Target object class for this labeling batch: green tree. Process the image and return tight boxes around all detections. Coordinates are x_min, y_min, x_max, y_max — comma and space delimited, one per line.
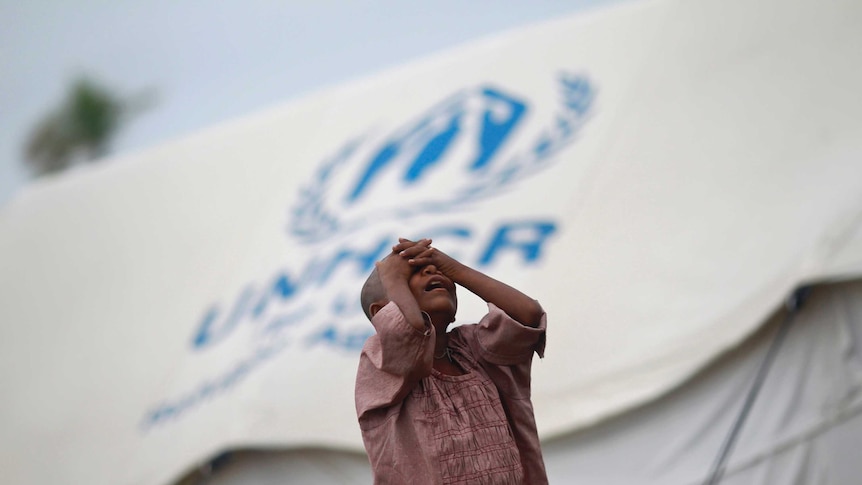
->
23, 76, 154, 176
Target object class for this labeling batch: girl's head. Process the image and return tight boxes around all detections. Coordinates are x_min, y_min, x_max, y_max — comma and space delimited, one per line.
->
360, 267, 386, 321
360, 265, 457, 324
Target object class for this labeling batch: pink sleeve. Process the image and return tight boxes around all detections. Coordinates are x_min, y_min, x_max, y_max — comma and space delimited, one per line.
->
355, 302, 435, 419
476, 302, 546, 365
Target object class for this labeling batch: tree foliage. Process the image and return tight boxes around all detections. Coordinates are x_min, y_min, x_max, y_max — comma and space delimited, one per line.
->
23, 76, 154, 176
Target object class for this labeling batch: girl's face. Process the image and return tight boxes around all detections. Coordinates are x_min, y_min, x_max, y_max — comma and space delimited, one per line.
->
408, 264, 457, 322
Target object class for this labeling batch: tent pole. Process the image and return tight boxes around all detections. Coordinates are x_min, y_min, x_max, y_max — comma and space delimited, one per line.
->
702, 286, 810, 485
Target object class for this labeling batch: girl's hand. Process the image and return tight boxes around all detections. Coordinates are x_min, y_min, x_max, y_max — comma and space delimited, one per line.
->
402, 240, 464, 280
378, 238, 431, 281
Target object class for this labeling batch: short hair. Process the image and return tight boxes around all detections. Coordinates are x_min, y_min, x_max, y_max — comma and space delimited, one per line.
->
360, 267, 387, 320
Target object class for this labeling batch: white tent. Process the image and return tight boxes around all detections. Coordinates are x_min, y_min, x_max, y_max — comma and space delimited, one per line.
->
181, 281, 862, 484
1, 0, 861, 483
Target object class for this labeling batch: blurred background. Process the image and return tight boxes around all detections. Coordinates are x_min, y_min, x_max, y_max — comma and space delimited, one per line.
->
0, 0, 617, 206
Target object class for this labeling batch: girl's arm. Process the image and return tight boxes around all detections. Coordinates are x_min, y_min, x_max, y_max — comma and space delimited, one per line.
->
404, 239, 544, 327
375, 238, 433, 331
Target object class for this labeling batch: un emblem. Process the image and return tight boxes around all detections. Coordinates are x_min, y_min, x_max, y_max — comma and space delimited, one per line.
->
289, 73, 594, 244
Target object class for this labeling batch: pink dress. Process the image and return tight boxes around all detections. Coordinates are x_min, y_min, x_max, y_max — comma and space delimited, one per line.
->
355, 301, 548, 485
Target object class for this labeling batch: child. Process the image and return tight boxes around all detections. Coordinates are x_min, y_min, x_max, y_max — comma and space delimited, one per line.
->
355, 237, 548, 485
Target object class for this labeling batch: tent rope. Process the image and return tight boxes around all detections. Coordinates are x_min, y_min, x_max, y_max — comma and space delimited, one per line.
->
702, 286, 811, 485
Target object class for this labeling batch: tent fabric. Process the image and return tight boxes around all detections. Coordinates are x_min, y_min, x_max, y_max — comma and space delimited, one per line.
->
542, 280, 862, 484
1, 0, 861, 483
191, 280, 862, 484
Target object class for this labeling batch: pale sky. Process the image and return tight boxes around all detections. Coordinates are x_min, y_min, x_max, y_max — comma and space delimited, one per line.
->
0, 0, 622, 208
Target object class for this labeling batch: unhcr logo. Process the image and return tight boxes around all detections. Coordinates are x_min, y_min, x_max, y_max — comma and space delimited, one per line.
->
141, 73, 595, 429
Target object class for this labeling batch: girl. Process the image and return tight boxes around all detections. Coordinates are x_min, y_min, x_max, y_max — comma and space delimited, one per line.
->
355, 238, 548, 485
